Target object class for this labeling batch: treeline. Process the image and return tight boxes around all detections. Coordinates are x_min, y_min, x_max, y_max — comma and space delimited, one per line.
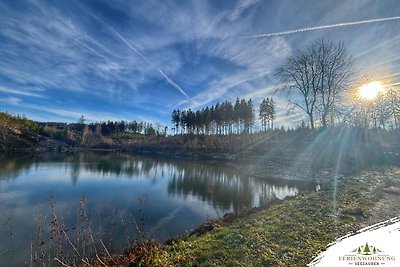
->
0, 111, 168, 143
343, 87, 400, 129
295, 86, 400, 129
35, 117, 168, 145
276, 39, 400, 130
83, 119, 167, 137
171, 97, 276, 135
0, 112, 38, 131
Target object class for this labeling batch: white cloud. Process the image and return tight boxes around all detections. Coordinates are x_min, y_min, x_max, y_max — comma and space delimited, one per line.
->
1, 0, 398, 126
0, 0, 150, 99
0, 86, 45, 98
0, 96, 22, 105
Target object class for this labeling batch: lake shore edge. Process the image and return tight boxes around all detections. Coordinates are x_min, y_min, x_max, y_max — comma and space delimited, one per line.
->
83, 166, 400, 266
3, 125, 400, 266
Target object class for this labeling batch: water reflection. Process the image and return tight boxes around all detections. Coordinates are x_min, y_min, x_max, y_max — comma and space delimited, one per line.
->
0, 152, 313, 211
167, 162, 307, 212
0, 153, 35, 181
0, 152, 314, 266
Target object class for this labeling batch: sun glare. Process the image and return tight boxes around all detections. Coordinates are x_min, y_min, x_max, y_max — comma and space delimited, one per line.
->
358, 81, 384, 100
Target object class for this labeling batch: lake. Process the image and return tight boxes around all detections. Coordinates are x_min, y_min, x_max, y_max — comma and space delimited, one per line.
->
0, 152, 314, 266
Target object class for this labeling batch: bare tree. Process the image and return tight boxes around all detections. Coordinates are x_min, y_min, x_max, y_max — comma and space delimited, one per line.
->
276, 50, 318, 129
314, 40, 352, 127
387, 87, 400, 128
276, 39, 352, 129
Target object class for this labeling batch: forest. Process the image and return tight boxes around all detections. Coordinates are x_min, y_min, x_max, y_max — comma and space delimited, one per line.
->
171, 97, 276, 135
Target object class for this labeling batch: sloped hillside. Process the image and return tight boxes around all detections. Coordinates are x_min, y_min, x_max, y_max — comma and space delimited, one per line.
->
0, 112, 40, 152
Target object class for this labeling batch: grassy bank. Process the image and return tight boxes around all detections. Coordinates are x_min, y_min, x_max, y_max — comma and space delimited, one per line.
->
90, 167, 398, 267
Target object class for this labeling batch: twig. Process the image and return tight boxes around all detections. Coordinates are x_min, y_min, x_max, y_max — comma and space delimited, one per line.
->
0, 249, 7, 256
81, 257, 92, 266
129, 212, 142, 237
62, 228, 81, 257
100, 239, 117, 265
118, 208, 130, 244
54, 257, 72, 267
95, 253, 108, 267
30, 240, 33, 267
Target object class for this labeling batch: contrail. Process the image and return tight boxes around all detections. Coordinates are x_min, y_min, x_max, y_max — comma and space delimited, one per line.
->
243, 16, 400, 38
159, 70, 189, 98
109, 28, 151, 65
109, 29, 189, 98
111, 30, 190, 98
74, 2, 189, 98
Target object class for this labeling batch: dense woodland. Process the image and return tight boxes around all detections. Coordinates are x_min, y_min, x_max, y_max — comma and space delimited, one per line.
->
171, 97, 277, 135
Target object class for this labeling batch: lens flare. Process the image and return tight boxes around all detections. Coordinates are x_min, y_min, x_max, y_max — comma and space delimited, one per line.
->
358, 81, 384, 100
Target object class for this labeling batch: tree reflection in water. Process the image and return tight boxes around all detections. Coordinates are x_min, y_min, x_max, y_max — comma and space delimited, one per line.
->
1, 152, 313, 212
0, 151, 316, 266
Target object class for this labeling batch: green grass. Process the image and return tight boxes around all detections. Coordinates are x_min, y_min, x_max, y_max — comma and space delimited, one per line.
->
87, 167, 398, 267
158, 169, 394, 267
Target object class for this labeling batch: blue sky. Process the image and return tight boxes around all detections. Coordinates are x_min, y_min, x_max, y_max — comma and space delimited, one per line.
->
0, 0, 399, 128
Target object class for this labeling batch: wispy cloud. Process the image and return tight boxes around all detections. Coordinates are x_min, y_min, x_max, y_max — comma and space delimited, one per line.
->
0, 86, 45, 98
0, 0, 399, 127
176, 71, 269, 110
110, 28, 190, 98
0, 96, 22, 105
0, 0, 151, 100
74, 2, 189, 98
176, 36, 292, 110
5, 100, 127, 122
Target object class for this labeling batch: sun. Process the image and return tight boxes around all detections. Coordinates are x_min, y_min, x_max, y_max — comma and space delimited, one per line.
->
358, 81, 384, 100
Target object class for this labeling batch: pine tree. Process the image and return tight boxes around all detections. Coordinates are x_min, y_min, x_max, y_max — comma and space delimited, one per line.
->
259, 98, 276, 131
234, 97, 241, 134
77, 115, 85, 132
171, 109, 181, 134
245, 99, 255, 133
180, 110, 187, 134
363, 243, 371, 255
268, 98, 276, 129
173, 97, 259, 135
259, 99, 268, 131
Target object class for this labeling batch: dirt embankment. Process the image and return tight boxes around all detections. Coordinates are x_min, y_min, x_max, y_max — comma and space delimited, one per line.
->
0, 126, 39, 152
0, 126, 74, 153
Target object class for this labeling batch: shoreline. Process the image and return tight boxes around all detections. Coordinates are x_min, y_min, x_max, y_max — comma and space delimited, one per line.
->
2, 142, 400, 265
85, 166, 400, 266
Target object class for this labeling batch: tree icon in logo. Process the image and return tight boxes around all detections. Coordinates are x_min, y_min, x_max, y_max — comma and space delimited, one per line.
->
352, 242, 383, 255
363, 243, 371, 255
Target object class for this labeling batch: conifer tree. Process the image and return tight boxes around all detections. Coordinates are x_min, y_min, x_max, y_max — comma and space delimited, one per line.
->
363, 243, 371, 255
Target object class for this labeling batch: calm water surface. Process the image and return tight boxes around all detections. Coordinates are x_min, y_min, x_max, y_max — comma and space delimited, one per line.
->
0, 152, 314, 266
